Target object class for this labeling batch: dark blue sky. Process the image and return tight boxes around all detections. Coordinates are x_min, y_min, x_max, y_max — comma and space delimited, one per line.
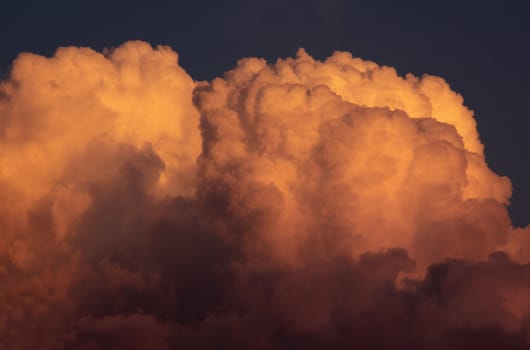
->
1, 0, 529, 226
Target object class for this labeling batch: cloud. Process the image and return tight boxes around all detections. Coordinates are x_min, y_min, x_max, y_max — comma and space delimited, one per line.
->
0, 41, 528, 349
193, 49, 512, 269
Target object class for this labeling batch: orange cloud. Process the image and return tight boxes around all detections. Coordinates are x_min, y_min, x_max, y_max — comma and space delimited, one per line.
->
0, 41, 528, 349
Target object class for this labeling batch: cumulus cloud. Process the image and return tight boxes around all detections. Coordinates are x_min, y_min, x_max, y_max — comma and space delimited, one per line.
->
0, 41, 528, 349
193, 49, 513, 269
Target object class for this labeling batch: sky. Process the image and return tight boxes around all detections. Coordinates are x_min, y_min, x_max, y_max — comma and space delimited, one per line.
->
1, 1, 530, 349
1, 0, 528, 226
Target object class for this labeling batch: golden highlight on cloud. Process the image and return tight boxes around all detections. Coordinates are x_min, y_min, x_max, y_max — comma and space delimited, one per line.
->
0, 41, 529, 349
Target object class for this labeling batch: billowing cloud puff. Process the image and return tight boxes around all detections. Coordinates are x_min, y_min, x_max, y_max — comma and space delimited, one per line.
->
0, 41, 200, 241
0, 41, 528, 349
193, 49, 512, 269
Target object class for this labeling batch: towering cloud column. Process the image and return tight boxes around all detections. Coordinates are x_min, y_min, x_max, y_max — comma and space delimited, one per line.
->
193, 48, 513, 269
0, 42, 528, 349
